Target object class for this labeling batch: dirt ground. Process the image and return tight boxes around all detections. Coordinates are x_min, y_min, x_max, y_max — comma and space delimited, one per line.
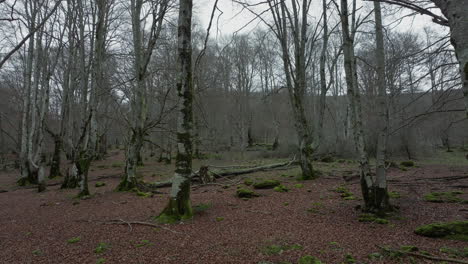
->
0, 150, 467, 264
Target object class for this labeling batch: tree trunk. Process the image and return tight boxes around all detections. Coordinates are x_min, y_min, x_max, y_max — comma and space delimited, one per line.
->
340, 0, 373, 209
158, 0, 194, 222
49, 134, 62, 178
372, 1, 391, 212
432, 0, 468, 117
317, 0, 329, 150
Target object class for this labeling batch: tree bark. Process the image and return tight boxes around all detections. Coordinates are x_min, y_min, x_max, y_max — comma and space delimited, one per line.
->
372, 1, 391, 212
339, 0, 373, 210
158, 0, 194, 221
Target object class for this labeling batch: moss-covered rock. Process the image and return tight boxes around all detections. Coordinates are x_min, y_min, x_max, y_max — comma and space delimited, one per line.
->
414, 221, 468, 241
423, 191, 463, 203
253, 180, 280, 189
236, 188, 259, 198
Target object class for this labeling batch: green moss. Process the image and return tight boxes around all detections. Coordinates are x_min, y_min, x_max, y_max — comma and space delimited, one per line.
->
358, 213, 389, 224
253, 180, 280, 189
96, 258, 106, 264
400, 160, 414, 167
95, 182, 106, 188
94, 242, 110, 254
97, 165, 109, 169
367, 252, 383, 260
389, 191, 401, 198
67, 237, 81, 244
344, 253, 356, 263
273, 185, 289, 192
135, 239, 153, 248
423, 191, 463, 203
193, 203, 212, 214
439, 247, 468, 258
334, 185, 355, 200
32, 249, 42, 256
298, 255, 323, 264
136, 191, 153, 198
414, 221, 468, 241
155, 213, 179, 224
215, 217, 224, 222
244, 178, 254, 186
400, 245, 419, 252
236, 188, 259, 198
294, 184, 304, 188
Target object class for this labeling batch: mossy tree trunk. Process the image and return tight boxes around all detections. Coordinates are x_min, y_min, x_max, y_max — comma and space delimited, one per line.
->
158, 0, 194, 222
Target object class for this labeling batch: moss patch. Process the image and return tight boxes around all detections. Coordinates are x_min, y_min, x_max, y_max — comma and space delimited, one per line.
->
298, 255, 323, 264
94, 242, 110, 254
334, 185, 355, 200
236, 188, 259, 198
244, 178, 254, 186
358, 213, 389, 224
414, 221, 468, 241
273, 184, 289, 192
423, 191, 464, 203
67, 237, 81, 244
253, 180, 280, 189
193, 203, 212, 214
388, 191, 401, 198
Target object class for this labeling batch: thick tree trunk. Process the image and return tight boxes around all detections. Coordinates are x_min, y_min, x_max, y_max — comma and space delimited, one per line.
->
432, 0, 468, 117
158, 0, 194, 222
118, 131, 142, 191
61, 163, 79, 189
49, 135, 62, 178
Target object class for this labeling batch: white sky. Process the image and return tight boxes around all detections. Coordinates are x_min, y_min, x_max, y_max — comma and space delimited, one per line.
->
195, 0, 445, 37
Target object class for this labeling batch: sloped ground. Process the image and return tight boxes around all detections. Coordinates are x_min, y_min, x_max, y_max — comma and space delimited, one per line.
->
0, 150, 467, 264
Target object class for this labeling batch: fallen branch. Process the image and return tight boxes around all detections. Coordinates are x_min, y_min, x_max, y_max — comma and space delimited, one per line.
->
77, 218, 181, 234
377, 245, 468, 264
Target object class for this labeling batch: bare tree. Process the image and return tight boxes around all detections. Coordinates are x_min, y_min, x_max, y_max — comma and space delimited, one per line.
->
117, 0, 169, 191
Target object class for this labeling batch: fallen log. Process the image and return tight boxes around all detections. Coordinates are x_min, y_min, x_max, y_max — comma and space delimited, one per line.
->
148, 159, 298, 189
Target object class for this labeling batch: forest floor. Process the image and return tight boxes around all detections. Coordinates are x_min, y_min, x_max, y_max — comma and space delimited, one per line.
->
0, 149, 467, 264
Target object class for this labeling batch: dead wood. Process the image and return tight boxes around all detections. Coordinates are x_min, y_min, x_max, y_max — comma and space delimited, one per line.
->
148, 159, 298, 189
377, 245, 468, 264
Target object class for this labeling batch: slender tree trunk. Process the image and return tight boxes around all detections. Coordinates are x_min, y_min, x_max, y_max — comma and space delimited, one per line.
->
340, 0, 373, 209
373, 1, 391, 212
317, 0, 329, 149
158, 0, 194, 222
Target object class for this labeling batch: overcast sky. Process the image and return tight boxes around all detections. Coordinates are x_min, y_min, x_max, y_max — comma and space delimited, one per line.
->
195, 0, 445, 38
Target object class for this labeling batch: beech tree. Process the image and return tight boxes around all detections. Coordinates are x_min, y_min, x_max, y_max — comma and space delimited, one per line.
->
158, 0, 194, 221
117, 0, 170, 191
265, 0, 316, 180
